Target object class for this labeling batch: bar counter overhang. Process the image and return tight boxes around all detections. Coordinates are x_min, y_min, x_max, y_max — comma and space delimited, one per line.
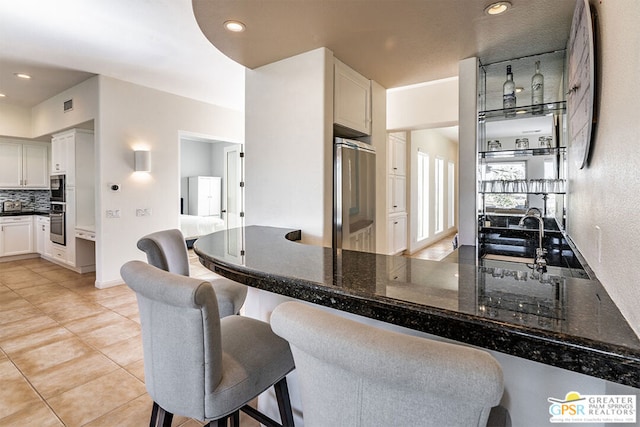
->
194, 226, 640, 388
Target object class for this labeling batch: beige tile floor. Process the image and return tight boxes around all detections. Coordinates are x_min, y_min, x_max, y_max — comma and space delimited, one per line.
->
407, 232, 457, 261
0, 256, 258, 427
0, 238, 454, 426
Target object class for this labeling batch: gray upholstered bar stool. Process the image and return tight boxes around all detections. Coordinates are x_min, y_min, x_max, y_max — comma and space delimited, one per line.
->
271, 301, 509, 427
121, 261, 295, 427
137, 228, 247, 317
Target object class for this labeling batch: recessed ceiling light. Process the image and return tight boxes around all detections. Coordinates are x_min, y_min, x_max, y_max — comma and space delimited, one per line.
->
224, 20, 245, 33
15, 73, 32, 79
484, 1, 511, 15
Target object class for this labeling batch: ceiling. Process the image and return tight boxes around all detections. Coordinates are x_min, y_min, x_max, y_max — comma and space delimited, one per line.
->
0, 1, 574, 115
192, 0, 575, 89
0, 0, 245, 110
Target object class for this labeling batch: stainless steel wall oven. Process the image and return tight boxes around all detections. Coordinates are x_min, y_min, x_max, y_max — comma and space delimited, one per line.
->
50, 203, 66, 245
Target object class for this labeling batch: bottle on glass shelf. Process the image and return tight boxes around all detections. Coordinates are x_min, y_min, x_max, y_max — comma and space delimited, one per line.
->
531, 61, 544, 114
503, 65, 516, 117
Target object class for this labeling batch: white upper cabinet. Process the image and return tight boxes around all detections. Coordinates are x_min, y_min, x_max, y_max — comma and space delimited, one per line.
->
51, 128, 94, 187
388, 133, 407, 176
0, 141, 49, 189
22, 144, 49, 188
51, 132, 72, 174
0, 142, 22, 187
334, 59, 371, 136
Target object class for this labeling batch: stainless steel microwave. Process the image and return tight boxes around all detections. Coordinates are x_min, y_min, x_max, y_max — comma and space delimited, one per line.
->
50, 174, 65, 202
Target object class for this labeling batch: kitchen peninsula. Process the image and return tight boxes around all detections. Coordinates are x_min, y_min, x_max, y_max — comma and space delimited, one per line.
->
194, 226, 640, 389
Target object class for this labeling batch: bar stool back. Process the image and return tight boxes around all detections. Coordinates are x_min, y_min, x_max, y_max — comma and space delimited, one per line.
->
121, 261, 295, 427
137, 228, 247, 317
271, 301, 509, 427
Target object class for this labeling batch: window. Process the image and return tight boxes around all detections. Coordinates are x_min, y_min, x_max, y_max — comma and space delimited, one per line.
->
482, 161, 527, 211
435, 157, 444, 233
448, 161, 455, 228
417, 151, 429, 240
544, 158, 556, 216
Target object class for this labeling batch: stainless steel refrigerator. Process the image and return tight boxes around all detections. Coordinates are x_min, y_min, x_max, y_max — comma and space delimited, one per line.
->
333, 137, 376, 252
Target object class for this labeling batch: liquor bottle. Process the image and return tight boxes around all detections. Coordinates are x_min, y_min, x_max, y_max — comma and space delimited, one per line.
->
503, 65, 516, 117
531, 61, 544, 114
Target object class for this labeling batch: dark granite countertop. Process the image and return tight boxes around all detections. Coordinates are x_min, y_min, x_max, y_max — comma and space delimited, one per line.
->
0, 211, 50, 217
194, 226, 640, 388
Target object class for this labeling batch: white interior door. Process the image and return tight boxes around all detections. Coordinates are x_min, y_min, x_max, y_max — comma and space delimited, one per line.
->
223, 145, 244, 230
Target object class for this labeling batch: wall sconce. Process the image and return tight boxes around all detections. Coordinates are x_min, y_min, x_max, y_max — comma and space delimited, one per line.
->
134, 150, 151, 172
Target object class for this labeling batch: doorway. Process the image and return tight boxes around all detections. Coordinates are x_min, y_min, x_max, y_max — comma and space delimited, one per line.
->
179, 133, 244, 242
407, 126, 459, 255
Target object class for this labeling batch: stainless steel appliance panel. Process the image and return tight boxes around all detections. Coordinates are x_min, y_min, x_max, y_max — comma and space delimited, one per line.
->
334, 138, 376, 252
50, 203, 66, 245
50, 174, 66, 203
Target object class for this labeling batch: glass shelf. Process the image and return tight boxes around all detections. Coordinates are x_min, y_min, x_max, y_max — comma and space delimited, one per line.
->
479, 179, 566, 193
479, 146, 566, 159
479, 191, 566, 195
479, 101, 566, 123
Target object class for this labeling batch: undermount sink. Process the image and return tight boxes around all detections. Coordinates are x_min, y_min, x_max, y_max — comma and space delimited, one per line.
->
482, 254, 535, 264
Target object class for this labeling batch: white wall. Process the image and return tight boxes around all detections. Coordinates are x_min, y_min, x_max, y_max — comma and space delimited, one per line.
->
371, 81, 389, 254
32, 77, 99, 138
0, 104, 31, 138
387, 77, 458, 131
567, 0, 640, 335
408, 129, 458, 253
244, 48, 333, 246
95, 76, 243, 286
458, 57, 479, 246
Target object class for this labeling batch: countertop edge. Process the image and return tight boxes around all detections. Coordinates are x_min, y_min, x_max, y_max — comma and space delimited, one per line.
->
195, 227, 640, 388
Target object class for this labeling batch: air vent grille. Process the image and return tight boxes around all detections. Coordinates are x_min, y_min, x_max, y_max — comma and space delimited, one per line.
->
63, 99, 73, 112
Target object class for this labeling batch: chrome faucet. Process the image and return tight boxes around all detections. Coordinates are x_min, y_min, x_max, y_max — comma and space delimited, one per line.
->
519, 208, 547, 272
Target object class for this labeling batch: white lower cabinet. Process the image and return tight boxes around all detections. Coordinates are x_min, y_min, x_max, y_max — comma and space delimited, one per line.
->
388, 214, 408, 255
0, 216, 33, 256
50, 244, 67, 264
36, 216, 52, 257
388, 175, 407, 213
348, 223, 374, 253
387, 256, 407, 282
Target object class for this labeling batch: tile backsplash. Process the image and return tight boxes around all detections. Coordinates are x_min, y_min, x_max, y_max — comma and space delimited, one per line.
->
0, 190, 50, 212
